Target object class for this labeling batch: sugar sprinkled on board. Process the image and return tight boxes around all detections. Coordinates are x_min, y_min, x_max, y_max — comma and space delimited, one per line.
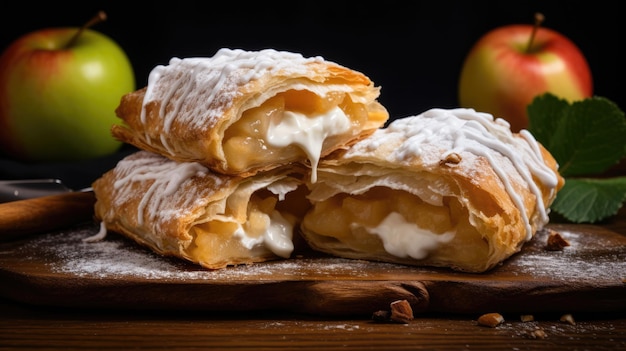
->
4, 222, 625, 282
15, 224, 182, 279
504, 227, 626, 281
8, 223, 394, 280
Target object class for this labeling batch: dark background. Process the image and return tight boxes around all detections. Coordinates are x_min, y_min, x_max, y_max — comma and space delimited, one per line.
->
0, 1, 624, 189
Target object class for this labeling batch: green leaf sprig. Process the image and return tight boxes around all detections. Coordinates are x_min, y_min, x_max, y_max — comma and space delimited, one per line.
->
527, 93, 626, 223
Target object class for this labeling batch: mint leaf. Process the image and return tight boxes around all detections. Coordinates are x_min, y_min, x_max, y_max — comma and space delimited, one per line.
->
527, 93, 626, 223
551, 177, 626, 223
528, 94, 626, 177
526, 93, 569, 148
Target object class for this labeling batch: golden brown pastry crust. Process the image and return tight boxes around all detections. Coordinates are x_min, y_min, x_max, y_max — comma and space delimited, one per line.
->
93, 150, 311, 269
112, 49, 389, 178
300, 108, 565, 273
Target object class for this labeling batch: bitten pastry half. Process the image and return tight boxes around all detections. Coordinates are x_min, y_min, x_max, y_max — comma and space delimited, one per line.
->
112, 48, 389, 180
92, 150, 311, 269
300, 108, 565, 273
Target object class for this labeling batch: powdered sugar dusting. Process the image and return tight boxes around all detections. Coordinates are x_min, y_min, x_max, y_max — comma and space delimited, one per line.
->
503, 227, 626, 281
141, 48, 325, 133
2, 222, 624, 283
14, 225, 183, 279
6, 222, 397, 280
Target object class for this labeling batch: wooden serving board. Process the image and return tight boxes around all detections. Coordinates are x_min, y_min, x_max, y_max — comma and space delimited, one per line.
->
0, 221, 624, 316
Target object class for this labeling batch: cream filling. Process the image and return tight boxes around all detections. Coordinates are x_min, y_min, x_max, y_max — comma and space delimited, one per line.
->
265, 106, 351, 183
232, 210, 294, 258
219, 178, 300, 258
363, 212, 455, 259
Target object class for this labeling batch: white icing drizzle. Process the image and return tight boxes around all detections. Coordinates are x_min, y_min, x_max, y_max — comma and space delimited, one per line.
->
364, 212, 455, 259
139, 48, 325, 138
82, 221, 108, 243
112, 154, 210, 226
345, 108, 560, 242
266, 106, 351, 183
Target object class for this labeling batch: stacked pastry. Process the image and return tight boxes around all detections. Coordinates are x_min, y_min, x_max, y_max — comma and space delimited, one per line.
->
92, 48, 390, 269
92, 48, 564, 273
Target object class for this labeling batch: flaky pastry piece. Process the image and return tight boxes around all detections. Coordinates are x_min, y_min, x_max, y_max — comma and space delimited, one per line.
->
92, 150, 311, 269
112, 48, 389, 181
300, 108, 565, 273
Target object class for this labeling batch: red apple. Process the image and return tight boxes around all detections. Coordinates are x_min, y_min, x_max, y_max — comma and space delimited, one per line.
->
458, 13, 593, 132
0, 11, 135, 162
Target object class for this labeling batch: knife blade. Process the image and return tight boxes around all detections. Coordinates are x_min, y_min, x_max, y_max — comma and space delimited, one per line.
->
0, 179, 73, 203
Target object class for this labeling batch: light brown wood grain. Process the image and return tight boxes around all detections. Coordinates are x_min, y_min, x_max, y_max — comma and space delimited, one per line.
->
0, 191, 95, 240
1, 296, 624, 350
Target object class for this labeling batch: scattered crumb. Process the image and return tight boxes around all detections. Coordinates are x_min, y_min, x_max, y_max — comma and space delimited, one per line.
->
520, 314, 534, 322
372, 299, 414, 324
477, 313, 504, 328
545, 229, 570, 251
390, 300, 414, 324
439, 152, 462, 166
560, 313, 576, 325
526, 328, 548, 339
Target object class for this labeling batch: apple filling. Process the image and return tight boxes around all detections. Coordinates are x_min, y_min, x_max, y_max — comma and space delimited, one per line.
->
186, 183, 310, 265
302, 187, 489, 263
222, 89, 369, 175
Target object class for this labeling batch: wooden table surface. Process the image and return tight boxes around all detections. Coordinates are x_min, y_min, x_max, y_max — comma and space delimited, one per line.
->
1, 209, 625, 350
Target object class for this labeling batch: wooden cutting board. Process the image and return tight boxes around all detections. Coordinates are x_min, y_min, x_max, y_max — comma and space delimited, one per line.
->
0, 221, 624, 316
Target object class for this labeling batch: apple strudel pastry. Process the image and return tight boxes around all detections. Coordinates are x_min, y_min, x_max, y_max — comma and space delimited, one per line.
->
112, 48, 389, 181
299, 108, 564, 273
92, 150, 311, 269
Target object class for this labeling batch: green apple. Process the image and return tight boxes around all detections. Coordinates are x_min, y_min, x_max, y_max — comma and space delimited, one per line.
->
0, 11, 135, 162
458, 13, 592, 132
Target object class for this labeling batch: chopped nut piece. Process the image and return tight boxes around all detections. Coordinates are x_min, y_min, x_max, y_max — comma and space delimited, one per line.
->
371, 300, 414, 324
390, 299, 414, 324
545, 229, 570, 251
439, 152, 462, 166
477, 313, 504, 327
560, 313, 576, 325
527, 328, 548, 339
520, 314, 534, 322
